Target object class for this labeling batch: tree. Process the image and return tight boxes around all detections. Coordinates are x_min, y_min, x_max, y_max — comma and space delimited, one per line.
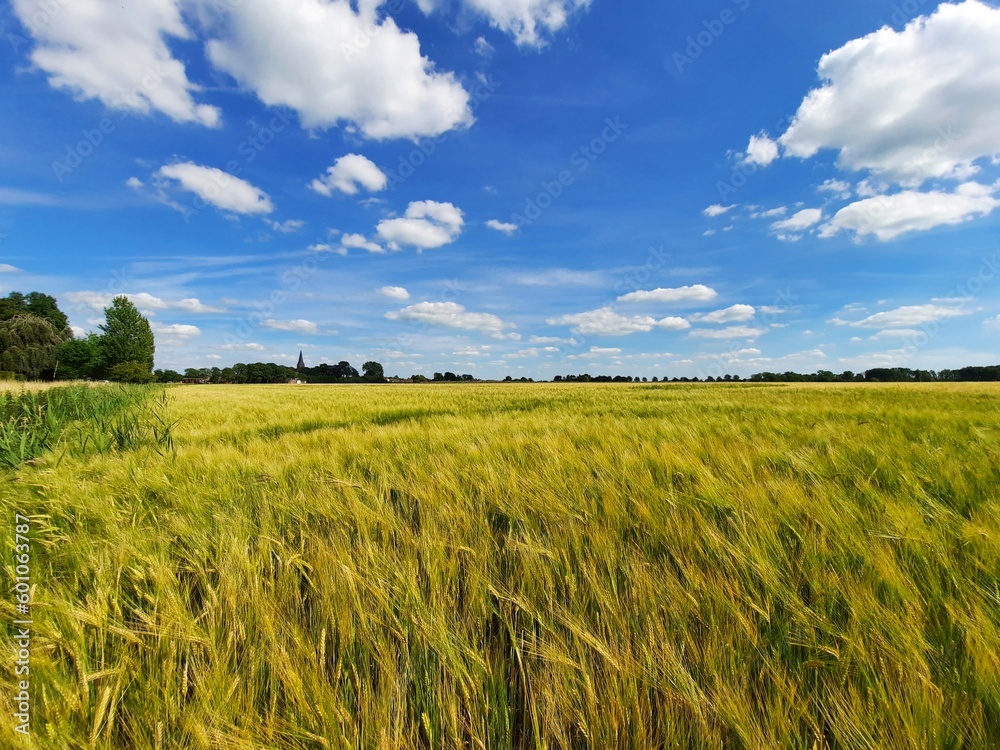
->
362, 361, 385, 382
0, 315, 64, 379
109, 362, 155, 384
55, 335, 105, 380
154, 369, 184, 383
0, 292, 71, 337
99, 296, 155, 372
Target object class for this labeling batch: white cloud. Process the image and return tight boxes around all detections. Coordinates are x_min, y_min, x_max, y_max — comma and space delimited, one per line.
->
218, 342, 266, 352
844, 304, 971, 329
126, 177, 144, 190
151, 322, 200, 345
818, 179, 852, 197
474, 36, 494, 56
617, 285, 718, 304
869, 329, 924, 340
690, 304, 756, 324
377, 200, 464, 250
341, 233, 385, 254
386, 301, 510, 334
689, 326, 767, 340
419, 0, 592, 47
703, 204, 736, 217
262, 319, 320, 334
547, 308, 690, 336
771, 208, 823, 232
65, 291, 224, 314
984, 315, 1000, 331
11, 0, 220, 126
378, 286, 410, 301
819, 184, 1000, 241
742, 133, 780, 166
0, 264, 22, 273
205, 0, 473, 139
777, 0, 1000, 184
751, 206, 787, 219
310, 154, 387, 196
308, 243, 348, 256
486, 219, 518, 235
529, 336, 577, 345
157, 162, 274, 215
266, 219, 305, 233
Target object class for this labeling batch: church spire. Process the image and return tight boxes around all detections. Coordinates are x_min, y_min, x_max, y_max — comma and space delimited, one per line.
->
297, 350, 305, 370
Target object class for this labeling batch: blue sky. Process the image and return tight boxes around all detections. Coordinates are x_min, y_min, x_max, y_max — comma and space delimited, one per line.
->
1, 0, 998, 379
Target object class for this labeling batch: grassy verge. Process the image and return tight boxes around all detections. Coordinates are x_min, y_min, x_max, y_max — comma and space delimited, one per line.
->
1, 383, 999, 748
0, 384, 174, 470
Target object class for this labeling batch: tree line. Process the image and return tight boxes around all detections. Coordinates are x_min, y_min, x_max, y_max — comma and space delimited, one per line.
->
155, 361, 388, 384
0, 292, 155, 382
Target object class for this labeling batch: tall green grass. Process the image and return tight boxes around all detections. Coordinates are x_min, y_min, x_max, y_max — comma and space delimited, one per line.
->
0, 385, 179, 470
2, 383, 999, 748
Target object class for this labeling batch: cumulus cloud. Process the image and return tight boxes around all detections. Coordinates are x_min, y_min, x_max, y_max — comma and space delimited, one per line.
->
418, 0, 592, 47
377, 200, 464, 250
486, 219, 518, 235
157, 162, 274, 215
703, 204, 736, 217
819, 184, 1000, 241
378, 286, 411, 300
771, 208, 823, 232
547, 308, 690, 336
11, 0, 220, 126
262, 319, 320, 334
777, 0, 1000, 184
617, 285, 718, 305
839, 303, 971, 329
66, 291, 224, 314
310, 154, 387, 196
386, 301, 510, 334
341, 233, 385, 254
206, 0, 473, 139
690, 304, 756, 324
742, 133, 779, 166
151, 322, 201, 345
689, 326, 767, 340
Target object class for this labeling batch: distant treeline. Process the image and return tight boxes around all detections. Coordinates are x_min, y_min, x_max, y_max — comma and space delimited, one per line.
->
748, 367, 1000, 383
157, 361, 387, 384
552, 366, 1000, 383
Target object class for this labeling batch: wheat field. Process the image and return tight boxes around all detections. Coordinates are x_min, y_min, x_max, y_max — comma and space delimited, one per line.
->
2, 383, 999, 749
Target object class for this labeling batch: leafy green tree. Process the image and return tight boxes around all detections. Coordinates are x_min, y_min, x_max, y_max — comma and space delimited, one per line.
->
0, 291, 71, 337
99, 296, 155, 372
108, 362, 155, 384
154, 369, 184, 383
362, 361, 385, 382
55, 335, 105, 380
0, 315, 64, 379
